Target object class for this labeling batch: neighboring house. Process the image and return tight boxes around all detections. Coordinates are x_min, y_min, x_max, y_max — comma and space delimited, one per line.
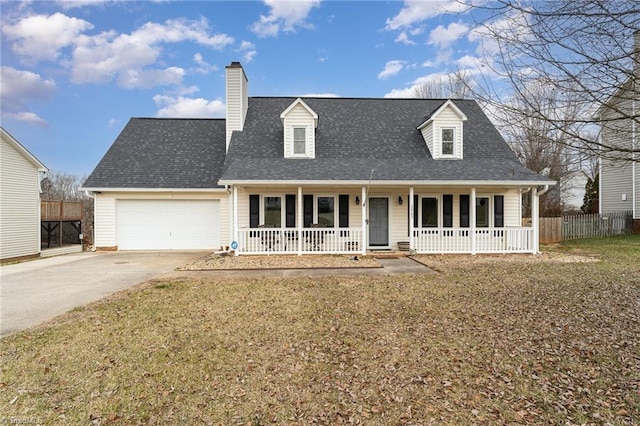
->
83, 62, 555, 254
0, 127, 48, 261
560, 170, 588, 212
598, 33, 639, 232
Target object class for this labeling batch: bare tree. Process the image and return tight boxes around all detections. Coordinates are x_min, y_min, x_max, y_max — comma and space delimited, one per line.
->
413, 69, 475, 98
41, 170, 94, 245
467, 0, 640, 162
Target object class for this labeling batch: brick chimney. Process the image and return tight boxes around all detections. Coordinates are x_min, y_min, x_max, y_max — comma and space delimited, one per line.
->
225, 62, 248, 151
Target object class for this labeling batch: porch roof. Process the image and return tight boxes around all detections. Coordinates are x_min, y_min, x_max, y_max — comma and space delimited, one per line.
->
220, 97, 554, 186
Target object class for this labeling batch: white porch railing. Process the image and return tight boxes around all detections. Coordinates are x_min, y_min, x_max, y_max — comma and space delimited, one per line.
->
413, 227, 534, 254
237, 227, 363, 255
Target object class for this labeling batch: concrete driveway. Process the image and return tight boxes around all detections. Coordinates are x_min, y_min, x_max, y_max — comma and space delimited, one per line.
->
0, 251, 206, 337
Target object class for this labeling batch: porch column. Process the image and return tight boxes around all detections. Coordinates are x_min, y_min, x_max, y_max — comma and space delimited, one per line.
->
233, 185, 239, 256
470, 187, 476, 255
297, 186, 303, 255
409, 187, 414, 251
531, 186, 539, 254
361, 186, 367, 256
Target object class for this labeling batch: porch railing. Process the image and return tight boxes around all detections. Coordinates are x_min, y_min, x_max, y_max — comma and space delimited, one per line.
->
237, 227, 363, 255
413, 227, 534, 254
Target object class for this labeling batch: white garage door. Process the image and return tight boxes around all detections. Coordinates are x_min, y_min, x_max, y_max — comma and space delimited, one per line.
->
117, 200, 220, 250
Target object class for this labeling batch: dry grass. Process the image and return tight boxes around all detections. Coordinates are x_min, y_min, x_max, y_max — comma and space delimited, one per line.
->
1, 236, 639, 425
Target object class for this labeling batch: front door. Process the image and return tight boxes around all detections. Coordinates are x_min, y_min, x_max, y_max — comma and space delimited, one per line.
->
368, 197, 389, 246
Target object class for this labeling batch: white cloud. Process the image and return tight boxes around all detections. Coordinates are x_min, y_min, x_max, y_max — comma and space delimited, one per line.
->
237, 41, 257, 63
385, 0, 468, 31
192, 53, 218, 74
153, 95, 226, 118
383, 71, 473, 98
4, 112, 48, 127
117, 67, 185, 89
378, 60, 406, 80
108, 118, 122, 128
2, 12, 93, 62
251, 0, 321, 38
71, 18, 234, 87
428, 22, 469, 49
395, 31, 416, 45
55, 0, 109, 9
0, 66, 56, 103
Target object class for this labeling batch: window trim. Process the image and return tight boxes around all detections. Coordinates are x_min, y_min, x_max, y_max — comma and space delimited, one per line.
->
314, 194, 337, 227
418, 195, 441, 228
475, 195, 491, 228
441, 127, 455, 157
292, 126, 307, 156
260, 194, 285, 227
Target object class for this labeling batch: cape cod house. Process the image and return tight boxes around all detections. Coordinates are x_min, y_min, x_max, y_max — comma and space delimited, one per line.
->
83, 62, 555, 255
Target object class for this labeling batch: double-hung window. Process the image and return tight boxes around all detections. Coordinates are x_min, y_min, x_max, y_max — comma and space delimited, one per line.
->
293, 127, 306, 155
441, 128, 454, 156
476, 197, 489, 227
316, 196, 335, 227
421, 197, 439, 227
263, 196, 282, 227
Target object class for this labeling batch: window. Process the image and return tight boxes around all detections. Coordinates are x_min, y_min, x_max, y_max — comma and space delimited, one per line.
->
293, 127, 306, 154
441, 128, 454, 155
317, 196, 335, 227
264, 196, 282, 227
421, 197, 438, 227
476, 197, 489, 227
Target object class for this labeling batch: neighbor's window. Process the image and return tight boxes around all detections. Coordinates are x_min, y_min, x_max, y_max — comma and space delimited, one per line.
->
476, 197, 489, 227
421, 197, 438, 227
264, 196, 282, 227
441, 128, 454, 155
317, 196, 335, 227
293, 127, 306, 154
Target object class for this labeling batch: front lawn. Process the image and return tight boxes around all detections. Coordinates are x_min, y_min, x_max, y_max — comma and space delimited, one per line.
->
1, 236, 639, 424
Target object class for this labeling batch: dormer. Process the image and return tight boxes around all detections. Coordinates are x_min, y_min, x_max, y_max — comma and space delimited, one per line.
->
280, 98, 318, 159
416, 99, 467, 160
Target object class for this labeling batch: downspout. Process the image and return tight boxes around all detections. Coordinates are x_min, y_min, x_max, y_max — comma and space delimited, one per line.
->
537, 185, 550, 197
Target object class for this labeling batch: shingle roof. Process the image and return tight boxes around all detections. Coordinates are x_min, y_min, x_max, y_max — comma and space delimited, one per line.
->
220, 97, 553, 184
83, 118, 226, 189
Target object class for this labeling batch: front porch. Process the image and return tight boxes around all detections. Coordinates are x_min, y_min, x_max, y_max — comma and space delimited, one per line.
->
236, 226, 534, 255
230, 185, 544, 256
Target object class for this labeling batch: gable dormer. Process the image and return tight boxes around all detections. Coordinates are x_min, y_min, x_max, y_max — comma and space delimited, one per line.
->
416, 99, 467, 159
280, 98, 318, 159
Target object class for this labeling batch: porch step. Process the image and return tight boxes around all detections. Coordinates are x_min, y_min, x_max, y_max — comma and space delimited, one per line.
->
368, 250, 409, 259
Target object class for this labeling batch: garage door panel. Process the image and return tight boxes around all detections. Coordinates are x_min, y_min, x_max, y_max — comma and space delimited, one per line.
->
117, 200, 220, 250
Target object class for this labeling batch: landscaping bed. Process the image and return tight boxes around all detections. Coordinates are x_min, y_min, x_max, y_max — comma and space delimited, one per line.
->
178, 253, 380, 270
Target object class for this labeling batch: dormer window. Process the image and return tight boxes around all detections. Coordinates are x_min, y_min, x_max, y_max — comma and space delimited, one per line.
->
281, 98, 318, 159
417, 99, 467, 160
441, 128, 454, 156
293, 127, 306, 155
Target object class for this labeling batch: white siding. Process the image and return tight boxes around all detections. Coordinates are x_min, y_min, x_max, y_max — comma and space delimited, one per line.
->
0, 136, 42, 259
599, 90, 636, 215
93, 191, 229, 250
235, 186, 524, 251
225, 65, 248, 149
420, 104, 464, 159
282, 103, 316, 159
420, 123, 434, 156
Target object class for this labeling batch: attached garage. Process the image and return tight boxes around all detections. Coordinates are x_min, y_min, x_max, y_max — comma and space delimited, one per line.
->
117, 199, 220, 250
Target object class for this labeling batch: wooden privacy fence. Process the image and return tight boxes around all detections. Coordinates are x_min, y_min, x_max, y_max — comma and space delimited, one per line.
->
530, 211, 633, 243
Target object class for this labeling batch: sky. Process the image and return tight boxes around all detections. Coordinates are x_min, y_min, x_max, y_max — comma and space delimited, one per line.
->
1, 0, 504, 176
